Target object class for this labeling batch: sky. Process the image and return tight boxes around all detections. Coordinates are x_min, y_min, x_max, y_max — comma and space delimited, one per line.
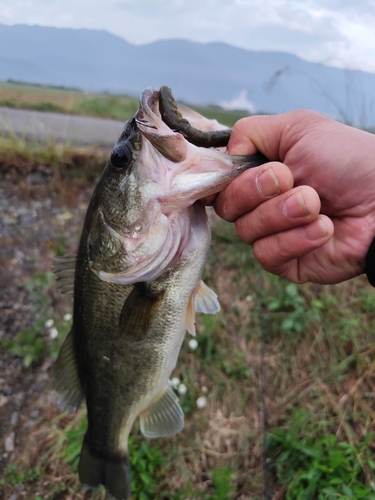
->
1, 0, 375, 74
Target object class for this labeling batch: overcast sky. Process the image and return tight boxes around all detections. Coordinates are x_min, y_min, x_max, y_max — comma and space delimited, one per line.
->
1, 0, 375, 74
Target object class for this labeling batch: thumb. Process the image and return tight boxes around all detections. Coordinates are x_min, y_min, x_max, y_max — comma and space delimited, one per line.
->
227, 111, 321, 160
227, 114, 285, 159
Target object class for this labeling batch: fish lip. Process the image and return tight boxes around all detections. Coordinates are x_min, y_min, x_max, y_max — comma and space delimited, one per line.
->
159, 85, 231, 148
136, 87, 189, 163
138, 87, 160, 116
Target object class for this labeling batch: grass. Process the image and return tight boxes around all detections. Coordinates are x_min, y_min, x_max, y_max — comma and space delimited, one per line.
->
0, 80, 250, 126
0, 272, 71, 368
0, 80, 87, 110
3, 214, 375, 499
1, 97, 375, 498
268, 409, 375, 499
0, 133, 108, 205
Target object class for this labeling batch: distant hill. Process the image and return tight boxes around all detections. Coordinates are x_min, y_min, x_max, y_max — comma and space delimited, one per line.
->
1, 23, 375, 127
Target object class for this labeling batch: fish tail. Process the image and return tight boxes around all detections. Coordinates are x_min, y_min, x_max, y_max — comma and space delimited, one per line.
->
78, 434, 131, 500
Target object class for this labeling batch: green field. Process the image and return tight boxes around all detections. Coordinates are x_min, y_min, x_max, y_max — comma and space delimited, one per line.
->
0, 80, 250, 126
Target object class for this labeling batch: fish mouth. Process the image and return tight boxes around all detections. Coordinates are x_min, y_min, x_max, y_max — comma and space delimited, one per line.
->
136, 86, 231, 153
135, 88, 187, 163
138, 86, 269, 167
158, 86, 231, 148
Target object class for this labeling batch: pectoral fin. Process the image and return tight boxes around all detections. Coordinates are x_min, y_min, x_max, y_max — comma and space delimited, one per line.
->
185, 293, 196, 336
119, 283, 165, 340
139, 384, 184, 438
51, 329, 84, 412
194, 280, 220, 314
53, 254, 76, 294
185, 280, 220, 336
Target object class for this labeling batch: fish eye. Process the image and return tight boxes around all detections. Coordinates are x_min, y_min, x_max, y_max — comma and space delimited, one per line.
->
110, 142, 132, 170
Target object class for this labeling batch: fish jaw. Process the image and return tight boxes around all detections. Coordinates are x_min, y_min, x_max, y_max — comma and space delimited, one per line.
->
137, 124, 250, 212
135, 87, 253, 212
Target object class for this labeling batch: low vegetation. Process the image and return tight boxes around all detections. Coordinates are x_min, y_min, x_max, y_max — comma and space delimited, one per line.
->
1, 84, 374, 499
0, 80, 250, 126
2, 198, 375, 498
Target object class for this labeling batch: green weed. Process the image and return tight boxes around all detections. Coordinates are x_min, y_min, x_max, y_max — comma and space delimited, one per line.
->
262, 281, 323, 334
6, 320, 46, 367
0, 463, 42, 491
129, 437, 168, 500
268, 409, 375, 499
58, 413, 87, 470
358, 288, 375, 312
0, 97, 65, 113
211, 466, 235, 499
221, 350, 251, 380
71, 94, 139, 121
0, 98, 17, 107
4, 272, 54, 366
50, 411, 169, 500
0, 80, 252, 125
3, 271, 71, 366
170, 466, 235, 500
196, 314, 222, 363
21, 101, 65, 113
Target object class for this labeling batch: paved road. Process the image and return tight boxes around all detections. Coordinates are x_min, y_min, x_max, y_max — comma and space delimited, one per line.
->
0, 107, 124, 148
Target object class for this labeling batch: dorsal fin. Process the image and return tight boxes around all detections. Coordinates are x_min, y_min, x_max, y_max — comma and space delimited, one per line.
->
53, 254, 76, 294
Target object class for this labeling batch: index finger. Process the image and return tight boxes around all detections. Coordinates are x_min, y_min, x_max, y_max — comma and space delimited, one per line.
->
213, 162, 294, 222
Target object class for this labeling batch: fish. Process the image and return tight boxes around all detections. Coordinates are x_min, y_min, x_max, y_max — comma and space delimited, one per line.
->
52, 86, 268, 500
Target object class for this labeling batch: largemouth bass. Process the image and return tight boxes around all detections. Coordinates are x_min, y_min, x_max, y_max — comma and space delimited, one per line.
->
53, 86, 268, 500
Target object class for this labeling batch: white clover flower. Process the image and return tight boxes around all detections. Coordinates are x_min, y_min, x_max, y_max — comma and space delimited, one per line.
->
196, 396, 207, 409
49, 327, 59, 340
178, 383, 187, 396
170, 377, 180, 389
201, 386, 208, 394
188, 339, 198, 350
63, 313, 72, 321
44, 319, 54, 328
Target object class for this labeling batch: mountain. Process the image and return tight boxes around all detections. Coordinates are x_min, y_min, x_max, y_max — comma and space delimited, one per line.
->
1, 23, 375, 127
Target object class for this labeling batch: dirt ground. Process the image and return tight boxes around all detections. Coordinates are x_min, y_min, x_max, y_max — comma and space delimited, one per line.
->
0, 169, 94, 499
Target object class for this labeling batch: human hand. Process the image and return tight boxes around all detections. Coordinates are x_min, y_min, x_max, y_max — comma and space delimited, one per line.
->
212, 110, 375, 284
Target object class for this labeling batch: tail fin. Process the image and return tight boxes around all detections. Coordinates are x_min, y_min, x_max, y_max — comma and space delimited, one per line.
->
78, 434, 131, 500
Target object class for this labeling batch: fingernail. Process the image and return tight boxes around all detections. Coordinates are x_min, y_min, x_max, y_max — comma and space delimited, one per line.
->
283, 192, 307, 218
256, 169, 279, 197
302, 219, 327, 240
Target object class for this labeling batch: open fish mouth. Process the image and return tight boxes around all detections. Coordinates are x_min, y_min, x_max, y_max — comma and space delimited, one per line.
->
159, 85, 231, 148
140, 85, 268, 166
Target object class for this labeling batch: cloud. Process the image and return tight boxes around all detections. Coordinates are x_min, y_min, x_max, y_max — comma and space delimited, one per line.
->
220, 90, 256, 113
0, 0, 375, 73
